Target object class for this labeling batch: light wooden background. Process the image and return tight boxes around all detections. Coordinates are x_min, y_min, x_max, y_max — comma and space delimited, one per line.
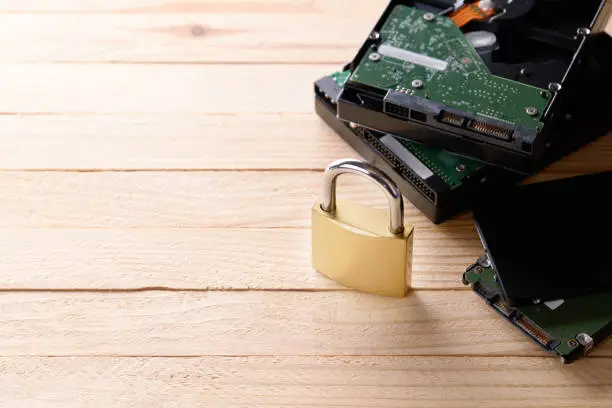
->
0, 1, 611, 407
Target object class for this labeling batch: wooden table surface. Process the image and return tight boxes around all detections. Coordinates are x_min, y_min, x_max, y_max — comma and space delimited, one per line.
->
1, 1, 611, 406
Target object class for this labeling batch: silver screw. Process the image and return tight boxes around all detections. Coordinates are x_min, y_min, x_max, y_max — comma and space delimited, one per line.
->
477, 252, 491, 268
349, 122, 359, 129
411, 79, 423, 89
369, 52, 381, 62
548, 82, 562, 92
456, 163, 467, 173
533, 298, 541, 305
525, 106, 538, 116
576, 333, 594, 351
576, 27, 591, 36
369, 31, 380, 41
423, 12, 436, 21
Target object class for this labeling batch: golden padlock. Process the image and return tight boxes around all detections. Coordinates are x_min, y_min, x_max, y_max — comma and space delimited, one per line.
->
311, 159, 414, 298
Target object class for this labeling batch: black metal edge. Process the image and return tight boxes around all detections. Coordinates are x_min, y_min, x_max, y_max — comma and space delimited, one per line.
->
315, 92, 445, 223
337, 0, 610, 173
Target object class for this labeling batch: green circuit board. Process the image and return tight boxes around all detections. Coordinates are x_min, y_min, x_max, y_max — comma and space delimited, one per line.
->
393, 135, 483, 188
464, 263, 612, 363
333, 70, 484, 188
331, 70, 351, 87
350, 5, 550, 131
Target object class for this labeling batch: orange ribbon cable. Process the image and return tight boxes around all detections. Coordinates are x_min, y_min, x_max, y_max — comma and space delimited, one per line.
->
450, 1, 496, 27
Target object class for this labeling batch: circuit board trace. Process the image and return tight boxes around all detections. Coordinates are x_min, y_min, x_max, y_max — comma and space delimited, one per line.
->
333, 70, 484, 187
350, 5, 550, 130
464, 264, 612, 362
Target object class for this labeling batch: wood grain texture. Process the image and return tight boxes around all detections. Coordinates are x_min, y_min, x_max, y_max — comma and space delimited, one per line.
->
0, 227, 479, 290
0, 115, 609, 170
0, 13, 371, 63
0, 171, 478, 228
0, 0, 388, 15
0, 356, 611, 408
1, 166, 610, 229
0, 114, 355, 170
0, 291, 609, 357
0, 64, 333, 114
0, 0, 610, 404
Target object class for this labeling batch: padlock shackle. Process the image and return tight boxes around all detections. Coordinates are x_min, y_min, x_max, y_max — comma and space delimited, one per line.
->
321, 159, 405, 235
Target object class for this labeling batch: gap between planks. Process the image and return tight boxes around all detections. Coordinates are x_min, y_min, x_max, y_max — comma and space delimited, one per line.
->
1, 354, 611, 359
0, 288, 455, 293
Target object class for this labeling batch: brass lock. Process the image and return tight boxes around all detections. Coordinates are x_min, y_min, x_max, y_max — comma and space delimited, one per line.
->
311, 159, 414, 297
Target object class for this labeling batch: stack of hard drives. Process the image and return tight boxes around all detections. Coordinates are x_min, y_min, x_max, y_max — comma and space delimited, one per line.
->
314, 0, 612, 363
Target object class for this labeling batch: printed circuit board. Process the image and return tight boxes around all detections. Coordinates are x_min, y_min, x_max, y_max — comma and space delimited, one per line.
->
464, 263, 612, 363
333, 71, 484, 188
349, 5, 550, 134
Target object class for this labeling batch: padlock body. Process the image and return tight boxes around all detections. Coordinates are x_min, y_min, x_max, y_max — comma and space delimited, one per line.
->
312, 199, 413, 297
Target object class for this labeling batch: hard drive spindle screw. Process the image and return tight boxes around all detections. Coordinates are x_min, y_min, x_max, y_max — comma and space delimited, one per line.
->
576, 27, 591, 36
525, 106, 538, 116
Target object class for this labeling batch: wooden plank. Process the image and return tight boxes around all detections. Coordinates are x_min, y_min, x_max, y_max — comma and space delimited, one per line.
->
0, 356, 611, 408
0, 167, 609, 229
0, 64, 334, 114
0, 114, 355, 170
0, 0, 388, 15
0, 14, 370, 63
0, 115, 610, 170
0, 227, 479, 290
530, 135, 612, 176
0, 171, 477, 228
0, 291, 610, 357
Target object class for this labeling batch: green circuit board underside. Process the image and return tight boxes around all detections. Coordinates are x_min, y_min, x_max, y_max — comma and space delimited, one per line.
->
332, 71, 484, 188
464, 264, 612, 362
393, 135, 483, 188
350, 5, 550, 130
